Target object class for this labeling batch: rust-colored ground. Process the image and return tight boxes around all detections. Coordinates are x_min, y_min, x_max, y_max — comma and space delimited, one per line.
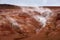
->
0, 4, 60, 40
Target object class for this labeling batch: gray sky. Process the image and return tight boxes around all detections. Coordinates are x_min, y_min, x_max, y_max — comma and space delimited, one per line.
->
0, 0, 60, 6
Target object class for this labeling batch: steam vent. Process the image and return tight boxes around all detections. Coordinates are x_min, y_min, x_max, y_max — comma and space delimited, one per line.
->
0, 4, 60, 40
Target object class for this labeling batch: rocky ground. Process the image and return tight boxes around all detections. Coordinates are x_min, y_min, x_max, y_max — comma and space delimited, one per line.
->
0, 4, 60, 40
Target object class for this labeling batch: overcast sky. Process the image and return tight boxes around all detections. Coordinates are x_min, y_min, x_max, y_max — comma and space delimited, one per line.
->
0, 0, 60, 6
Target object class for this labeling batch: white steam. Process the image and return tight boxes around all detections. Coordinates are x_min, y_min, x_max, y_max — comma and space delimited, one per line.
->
22, 7, 52, 28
